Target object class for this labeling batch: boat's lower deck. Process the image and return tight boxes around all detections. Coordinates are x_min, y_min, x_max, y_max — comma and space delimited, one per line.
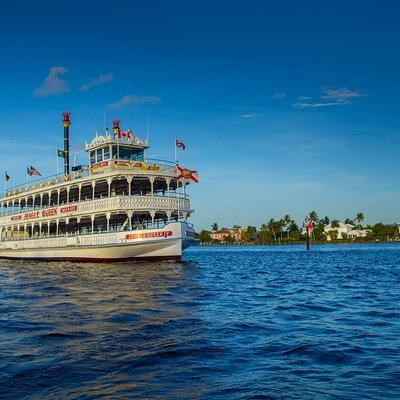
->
0, 221, 197, 261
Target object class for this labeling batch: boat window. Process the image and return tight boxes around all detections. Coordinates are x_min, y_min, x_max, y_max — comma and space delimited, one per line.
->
96, 149, 103, 162
111, 145, 145, 160
112, 145, 118, 159
119, 147, 133, 160
120, 147, 145, 161
90, 151, 96, 164
104, 147, 110, 160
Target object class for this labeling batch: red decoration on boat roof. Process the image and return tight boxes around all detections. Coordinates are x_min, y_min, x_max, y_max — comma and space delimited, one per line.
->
112, 119, 120, 129
62, 112, 70, 121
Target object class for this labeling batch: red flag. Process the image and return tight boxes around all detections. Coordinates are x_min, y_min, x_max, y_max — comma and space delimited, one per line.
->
176, 139, 186, 150
177, 165, 198, 183
119, 130, 132, 139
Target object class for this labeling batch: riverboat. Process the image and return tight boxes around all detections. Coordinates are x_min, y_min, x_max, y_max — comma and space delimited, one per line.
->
0, 114, 198, 261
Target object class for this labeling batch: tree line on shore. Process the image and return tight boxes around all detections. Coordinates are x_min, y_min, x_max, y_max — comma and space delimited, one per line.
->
197, 211, 400, 244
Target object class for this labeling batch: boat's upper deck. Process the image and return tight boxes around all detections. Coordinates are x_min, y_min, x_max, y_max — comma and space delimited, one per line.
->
2, 158, 179, 202
2, 126, 181, 203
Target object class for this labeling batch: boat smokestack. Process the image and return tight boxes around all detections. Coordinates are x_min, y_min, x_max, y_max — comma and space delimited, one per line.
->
62, 112, 71, 176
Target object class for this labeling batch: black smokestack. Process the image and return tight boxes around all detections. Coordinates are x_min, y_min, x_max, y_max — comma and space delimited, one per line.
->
62, 112, 71, 176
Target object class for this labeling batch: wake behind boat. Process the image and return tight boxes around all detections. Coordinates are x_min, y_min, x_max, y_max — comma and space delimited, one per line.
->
0, 114, 198, 261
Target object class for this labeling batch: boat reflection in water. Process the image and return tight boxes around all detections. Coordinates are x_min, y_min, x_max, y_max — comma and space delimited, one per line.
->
1, 259, 208, 399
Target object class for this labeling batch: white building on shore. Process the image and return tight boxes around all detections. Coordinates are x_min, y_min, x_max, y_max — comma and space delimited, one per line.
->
324, 223, 369, 241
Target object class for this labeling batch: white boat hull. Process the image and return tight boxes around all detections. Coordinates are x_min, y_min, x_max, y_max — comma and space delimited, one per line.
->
0, 221, 197, 262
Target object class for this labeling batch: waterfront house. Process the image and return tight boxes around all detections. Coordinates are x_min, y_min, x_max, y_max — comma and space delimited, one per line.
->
210, 228, 243, 243
324, 223, 369, 241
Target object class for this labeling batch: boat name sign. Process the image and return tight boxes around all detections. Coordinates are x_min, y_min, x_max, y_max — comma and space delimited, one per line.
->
10, 205, 78, 222
125, 231, 173, 240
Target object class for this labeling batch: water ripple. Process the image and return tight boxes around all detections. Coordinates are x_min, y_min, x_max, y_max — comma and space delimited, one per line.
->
1, 244, 400, 399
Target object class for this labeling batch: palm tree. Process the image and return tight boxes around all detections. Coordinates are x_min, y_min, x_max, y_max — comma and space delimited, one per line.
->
198, 230, 212, 244
283, 214, 292, 239
267, 218, 277, 243
322, 216, 330, 226
331, 219, 340, 229
355, 212, 364, 228
277, 219, 285, 243
327, 229, 338, 241
211, 222, 219, 231
244, 226, 257, 243
288, 220, 300, 240
259, 223, 270, 243
309, 211, 319, 223
224, 234, 235, 244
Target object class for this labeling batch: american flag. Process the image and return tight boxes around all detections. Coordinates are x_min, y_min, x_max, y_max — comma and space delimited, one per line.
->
176, 139, 186, 150
27, 166, 41, 176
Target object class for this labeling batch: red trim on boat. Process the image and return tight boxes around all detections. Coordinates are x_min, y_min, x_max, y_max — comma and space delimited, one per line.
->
0, 255, 182, 263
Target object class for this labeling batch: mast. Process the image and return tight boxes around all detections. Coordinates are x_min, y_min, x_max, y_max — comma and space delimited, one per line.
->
62, 112, 71, 176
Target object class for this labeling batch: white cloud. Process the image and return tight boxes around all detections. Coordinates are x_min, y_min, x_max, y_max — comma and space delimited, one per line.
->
241, 113, 257, 119
105, 94, 161, 110
293, 86, 367, 109
321, 86, 367, 102
292, 101, 349, 109
33, 66, 70, 97
273, 92, 286, 100
79, 72, 114, 92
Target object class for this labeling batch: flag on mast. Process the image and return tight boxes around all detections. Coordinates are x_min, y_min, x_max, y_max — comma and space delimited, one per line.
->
27, 166, 41, 176
5, 172, 10, 181
117, 129, 132, 139
175, 139, 186, 150
57, 149, 66, 158
177, 165, 199, 183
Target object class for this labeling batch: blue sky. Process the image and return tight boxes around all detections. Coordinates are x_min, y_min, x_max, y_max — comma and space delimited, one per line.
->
0, 0, 399, 229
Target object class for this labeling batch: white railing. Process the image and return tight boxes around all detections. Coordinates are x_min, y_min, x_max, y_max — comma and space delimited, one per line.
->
0, 237, 69, 250
0, 232, 120, 250
79, 233, 119, 246
2, 159, 177, 200
0, 195, 191, 226
71, 196, 190, 215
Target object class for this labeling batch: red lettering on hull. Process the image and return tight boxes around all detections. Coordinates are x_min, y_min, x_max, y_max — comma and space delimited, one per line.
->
125, 231, 173, 240
23, 212, 40, 220
9, 205, 78, 222
42, 209, 57, 217
60, 205, 77, 213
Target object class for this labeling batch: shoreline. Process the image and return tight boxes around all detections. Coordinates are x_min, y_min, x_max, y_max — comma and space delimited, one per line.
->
198, 240, 400, 247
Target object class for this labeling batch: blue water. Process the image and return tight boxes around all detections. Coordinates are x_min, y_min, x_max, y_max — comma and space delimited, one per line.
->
1, 244, 400, 399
